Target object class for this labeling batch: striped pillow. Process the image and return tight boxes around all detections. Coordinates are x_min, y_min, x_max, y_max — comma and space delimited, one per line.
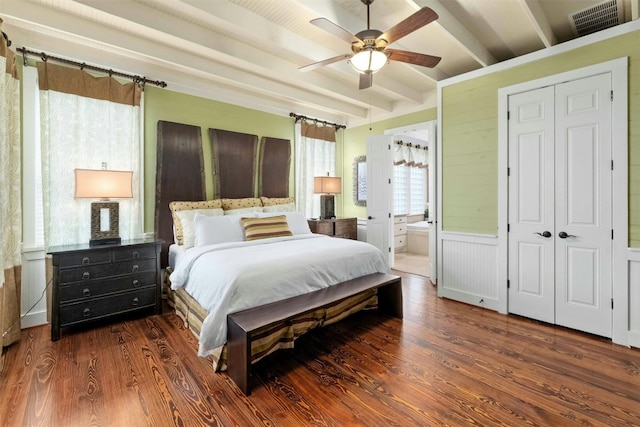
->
240, 215, 292, 241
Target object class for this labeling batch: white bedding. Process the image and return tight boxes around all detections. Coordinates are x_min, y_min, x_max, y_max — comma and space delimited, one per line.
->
168, 243, 186, 270
169, 234, 389, 356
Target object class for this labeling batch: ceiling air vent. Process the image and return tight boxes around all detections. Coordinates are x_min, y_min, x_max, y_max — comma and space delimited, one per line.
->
569, 0, 622, 37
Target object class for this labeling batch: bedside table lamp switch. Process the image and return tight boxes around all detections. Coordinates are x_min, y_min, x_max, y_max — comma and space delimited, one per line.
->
314, 175, 341, 219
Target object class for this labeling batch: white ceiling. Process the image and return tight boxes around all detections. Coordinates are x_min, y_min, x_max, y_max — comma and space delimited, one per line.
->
1, 0, 637, 126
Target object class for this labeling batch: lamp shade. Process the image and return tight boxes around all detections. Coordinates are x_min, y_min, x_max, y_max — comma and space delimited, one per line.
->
349, 50, 388, 74
314, 176, 341, 194
74, 169, 133, 199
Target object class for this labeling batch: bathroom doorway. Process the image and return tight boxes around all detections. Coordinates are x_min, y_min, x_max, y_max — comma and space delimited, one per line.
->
385, 122, 435, 280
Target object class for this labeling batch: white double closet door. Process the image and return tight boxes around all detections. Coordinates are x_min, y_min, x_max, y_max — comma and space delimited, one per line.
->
508, 73, 612, 338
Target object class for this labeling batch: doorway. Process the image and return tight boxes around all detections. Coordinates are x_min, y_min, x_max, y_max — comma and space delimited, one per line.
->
507, 73, 613, 337
385, 121, 436, 281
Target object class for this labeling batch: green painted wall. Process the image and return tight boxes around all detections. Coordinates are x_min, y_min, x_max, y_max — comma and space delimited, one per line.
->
342, 109, 437, 219
142, 87, 295, 232
441, 30, 640, 247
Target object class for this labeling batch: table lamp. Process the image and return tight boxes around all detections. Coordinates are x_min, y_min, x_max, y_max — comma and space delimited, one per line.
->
75, 168, 133, 246
314, 175, 341, 219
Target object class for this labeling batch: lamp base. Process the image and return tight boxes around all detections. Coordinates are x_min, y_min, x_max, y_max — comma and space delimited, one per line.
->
90, 201, 121, 244
90, 237, 121, 247
319, 194, 336, 219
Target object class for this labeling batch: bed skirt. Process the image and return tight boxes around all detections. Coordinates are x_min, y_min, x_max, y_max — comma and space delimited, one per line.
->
164, 268, 378, 371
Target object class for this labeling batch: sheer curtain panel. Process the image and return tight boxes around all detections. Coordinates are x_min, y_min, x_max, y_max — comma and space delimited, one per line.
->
0, 19, 21, 372
38, 62, 143, 248
294, 121, 337, 218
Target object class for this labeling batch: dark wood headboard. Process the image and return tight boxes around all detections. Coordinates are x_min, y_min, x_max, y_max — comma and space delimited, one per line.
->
210, 129, 257, 199
155, 120, 205, 266
154, 123, 291, 267
259, 137, 290, 198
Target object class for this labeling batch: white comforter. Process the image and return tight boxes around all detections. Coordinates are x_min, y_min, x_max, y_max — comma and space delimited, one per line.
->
169, 234, 389, 356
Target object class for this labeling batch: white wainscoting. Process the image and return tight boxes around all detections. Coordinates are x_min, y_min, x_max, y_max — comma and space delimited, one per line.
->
438, 232, 500, 311
21, 247, 48, 329
628, 249, 640, 348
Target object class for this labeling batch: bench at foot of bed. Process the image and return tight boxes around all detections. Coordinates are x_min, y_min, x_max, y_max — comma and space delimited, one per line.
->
226, 272, 403, 395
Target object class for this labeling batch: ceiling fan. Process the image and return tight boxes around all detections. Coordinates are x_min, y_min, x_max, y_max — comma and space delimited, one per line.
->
299, 0, 441, 89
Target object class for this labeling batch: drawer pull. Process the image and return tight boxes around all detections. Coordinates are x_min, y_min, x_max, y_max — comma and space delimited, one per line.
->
82, 257, 90, 265
132, 265, 139, 273
83, 308, 91, 317
83, 288, 90, 297
131, 297, 139, 306
132, 279, 139, 287
132, 251, 139, 259
82, 272, 90, 280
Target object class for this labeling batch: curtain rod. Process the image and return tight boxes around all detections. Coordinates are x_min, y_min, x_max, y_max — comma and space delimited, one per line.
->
289, 112, 346, 130
396, 140, 427, 150
17, 47, 167, 88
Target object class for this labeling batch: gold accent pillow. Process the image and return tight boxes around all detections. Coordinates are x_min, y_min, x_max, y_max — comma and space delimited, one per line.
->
169, 200, 223, 245
260, 196, 294, 207
221, 197, 263, 210
240, 215, 293, 241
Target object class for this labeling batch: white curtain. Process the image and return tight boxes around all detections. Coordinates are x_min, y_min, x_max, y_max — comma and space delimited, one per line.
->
294, 121, 336, 218
38, 62, 143, 248
393, 142, 427, 168
0, 19, 22, 370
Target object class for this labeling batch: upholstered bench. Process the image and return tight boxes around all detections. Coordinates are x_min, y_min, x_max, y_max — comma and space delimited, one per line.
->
226, 272, 403, 395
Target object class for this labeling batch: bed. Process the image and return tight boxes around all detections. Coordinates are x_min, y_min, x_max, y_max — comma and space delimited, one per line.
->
164, 199, 397, 373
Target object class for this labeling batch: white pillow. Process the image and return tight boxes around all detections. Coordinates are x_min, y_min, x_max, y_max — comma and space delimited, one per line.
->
224, 206, 263, 215
175, 208, 224, 248
194, 214, 246, 246
263, 202, 296, 213
256, 211, 311, 235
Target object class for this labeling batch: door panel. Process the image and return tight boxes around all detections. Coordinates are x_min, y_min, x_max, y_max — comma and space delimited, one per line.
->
566, 127, 597, 225
566, 246, 598, 304
508, 87, 555, 323
366, 135, 393, 267
555, 74, 612, 337
517, 242, 545, 296
426, 121, 437, 282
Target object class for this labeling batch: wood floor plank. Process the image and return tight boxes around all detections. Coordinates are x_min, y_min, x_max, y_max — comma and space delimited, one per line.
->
1, 271, 639, 426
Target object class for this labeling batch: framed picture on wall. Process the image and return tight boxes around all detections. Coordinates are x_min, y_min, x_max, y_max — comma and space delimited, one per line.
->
353, 155, 366, 207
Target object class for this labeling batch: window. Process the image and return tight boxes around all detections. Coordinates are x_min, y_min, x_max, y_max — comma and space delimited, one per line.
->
393, 164, 427, 216
294, 122, 336, 218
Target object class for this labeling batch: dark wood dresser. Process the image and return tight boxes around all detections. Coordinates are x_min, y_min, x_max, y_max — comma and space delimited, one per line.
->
48, 238, 162, 341
307, 217, 357, 240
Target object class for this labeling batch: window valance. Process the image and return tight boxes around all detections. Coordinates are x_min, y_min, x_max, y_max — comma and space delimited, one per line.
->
301, 121, 336, 142
37, 62, 141, 106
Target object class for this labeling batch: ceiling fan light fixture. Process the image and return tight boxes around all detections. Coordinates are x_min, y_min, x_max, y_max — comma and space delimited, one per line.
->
349, 50, 387, 74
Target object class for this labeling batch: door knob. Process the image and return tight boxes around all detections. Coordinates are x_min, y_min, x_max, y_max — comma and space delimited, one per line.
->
534, 231, 552, 238
367, 216, 373, 220
558, 231, 576, 239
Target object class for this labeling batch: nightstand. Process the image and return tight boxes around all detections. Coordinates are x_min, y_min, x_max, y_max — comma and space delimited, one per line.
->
308, 217, 357, 240
48, 238, 162, 341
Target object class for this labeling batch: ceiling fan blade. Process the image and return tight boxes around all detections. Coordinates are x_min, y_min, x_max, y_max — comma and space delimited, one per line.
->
377, 7, 438, 45
386, 49, 441, 68
311, 17, 362, 45
359, 72, 373, 90
299, 54, 353, 72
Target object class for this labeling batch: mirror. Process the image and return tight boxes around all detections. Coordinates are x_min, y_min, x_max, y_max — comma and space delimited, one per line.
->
353, 155, 366, 207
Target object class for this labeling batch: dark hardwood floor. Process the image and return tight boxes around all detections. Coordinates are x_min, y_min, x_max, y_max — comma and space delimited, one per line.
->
1, 271, 639, 426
